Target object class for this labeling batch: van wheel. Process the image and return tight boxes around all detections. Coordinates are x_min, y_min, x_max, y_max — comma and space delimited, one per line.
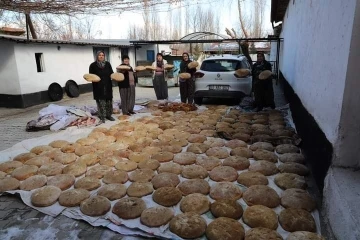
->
194, 97, 203, 105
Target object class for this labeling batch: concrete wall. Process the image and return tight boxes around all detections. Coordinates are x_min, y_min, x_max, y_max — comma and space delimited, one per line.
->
13, 43, 122, 94
333, 1, 360, 168
279, 0, 357, 144
0, 41, 21, 95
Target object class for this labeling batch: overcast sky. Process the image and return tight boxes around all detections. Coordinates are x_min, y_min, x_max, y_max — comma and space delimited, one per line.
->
88, 0, 273, 39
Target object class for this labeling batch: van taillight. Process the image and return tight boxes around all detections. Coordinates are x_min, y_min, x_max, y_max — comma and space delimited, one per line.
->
194, 72, 204, 78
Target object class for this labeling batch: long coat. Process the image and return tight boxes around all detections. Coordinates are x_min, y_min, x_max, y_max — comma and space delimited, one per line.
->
252, 60, 275, 108
89, 61, 114, 100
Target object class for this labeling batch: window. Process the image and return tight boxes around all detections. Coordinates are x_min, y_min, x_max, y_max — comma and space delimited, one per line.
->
201, 59, 247, 72
35, 53, 44, 72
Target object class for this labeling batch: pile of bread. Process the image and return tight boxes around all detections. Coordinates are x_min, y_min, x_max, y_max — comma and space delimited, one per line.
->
158, 102, 198, 112
0, 106, 324, 240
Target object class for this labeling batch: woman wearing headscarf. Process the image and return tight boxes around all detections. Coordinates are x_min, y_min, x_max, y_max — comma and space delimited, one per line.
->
252, 52, 275, 112
179, 52, 197, 104
117, 55, 137, 115
89, 50, 115, 123
152, 53, 168, 100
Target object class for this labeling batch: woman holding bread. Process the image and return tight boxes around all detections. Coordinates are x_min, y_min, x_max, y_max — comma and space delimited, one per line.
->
179, 52, 197, 104
152, 53, 168, 100
89, 50, 115, 123
117, 55, 137, 116
252, 52, 275, 112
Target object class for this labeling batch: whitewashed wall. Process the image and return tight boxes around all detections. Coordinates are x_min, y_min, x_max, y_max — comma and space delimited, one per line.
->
135, 44, 171, 62
13, 43, 122, 94
279, 0, 358, 144
0, 41, 21, 95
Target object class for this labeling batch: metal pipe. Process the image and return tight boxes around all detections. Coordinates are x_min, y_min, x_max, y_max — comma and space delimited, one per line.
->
25, 12, 29, 42
276, 38, 280, 85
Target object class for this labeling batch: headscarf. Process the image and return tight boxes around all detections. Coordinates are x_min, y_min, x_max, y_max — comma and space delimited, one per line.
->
182, 52, 191, 63
96, 50, 106, 69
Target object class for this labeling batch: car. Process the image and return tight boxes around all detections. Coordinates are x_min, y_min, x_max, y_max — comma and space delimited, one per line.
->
193, 54, 252, 105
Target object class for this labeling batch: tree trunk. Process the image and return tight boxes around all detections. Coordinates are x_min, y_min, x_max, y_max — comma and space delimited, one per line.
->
240, 41, 253, 67
25, 13, 37, 39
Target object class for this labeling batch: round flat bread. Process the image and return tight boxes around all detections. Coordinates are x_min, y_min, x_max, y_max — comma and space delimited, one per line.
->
151, 151, 174, 162
47, 174, 75, 190
243, 185, 280, 208
138, 159, 160, 170
128, 152, 151, 163
60, 143, 81, 153
115, 159, 138, 172
0, 171, 6, 179
188, 134, 207, 143
151, 172, 180, 189
54, 153, 77, 164
181, 165, 208, 179
162, 145, 183, 153
223, 156, 250, 170
279, 153, 305, 164
129, 169, 155, 182
113, 149, 132, 159
59, 188, 90, 207
204, 138, 225, 147
0, 161, 23, 173
273, 129, 294, 137
244, 227, 283, 240
127, 182, 154, 197
250, 134, 273, 143
287, 231, 325, 240
206, 147, 229, 159
210, 199, 243, 220
232, 132, 251, 142
62, 162, 87, 177
270, 124, 285, 131
276, 144, 300, 154
278, 162, 310, 176
275, 173, 307, 190
31, 186, 61, 207
173, 152, 197, 165
20, 175, 47, 191
153, 187, 182, 207
209, 166, 238, 182
281, 189, 316, 212
30, 145, 53, 155
76, 137, 96, 146
77, 153, 100, 166
99, 156, 119, 167
169, 212, 207, 239
199, 130, 216, 137
253, 128, 273, 136
178, 179, 210, 195
187, 143, 210, 154
85, 165, 111, 179
249, 161, 279, 176
74, 177, 101, 191
180, 193, 210, 214
97, 183, 127, 200
112, 197, 146, 219
279, 208, 316, 232
253, 149, 278, 163
170, 138, 188, 147
11, 165, 38, 180
140, 206, 174, 227
225, 139, 247, 149
103, 170, 128, 184
157, 162, 182, 174
13, 152, 37, 163
196, 155, 222, 171
210, 182, 242, 200
0, 177, 20, 192
49, 140, 69, 149
80, 196, 111, 216
38, 162, 63, 176
237, 172, 268, 187
142, 146, 162, 156
40, 149, 62, 159
24, 156, 51, 167
243, 205, 278, 230
74, 146, 94, 156
206, 217, 245, 240
230, 147, 253, 158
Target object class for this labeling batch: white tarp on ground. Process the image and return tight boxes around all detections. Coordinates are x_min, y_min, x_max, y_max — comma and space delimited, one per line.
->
0, 108, 321, 240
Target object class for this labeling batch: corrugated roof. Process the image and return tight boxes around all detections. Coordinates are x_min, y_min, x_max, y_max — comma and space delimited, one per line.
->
0, 34, 131, 47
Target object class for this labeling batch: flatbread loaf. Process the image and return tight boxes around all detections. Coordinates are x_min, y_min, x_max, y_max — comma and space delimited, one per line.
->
126, 182, 154, 197
237, 172, 268, 187
151, 172, 180, 189
275, 173, 307, 190
62, 162, 87, 177
157, 162, 182, 174
279, 208, 316, 232
31, 186, 61, 207
140, 206, 174, 227
243, 185, 280, 208
0, 177, 20, 192
210, 182, 242, 201
11, 165, 38, 180
244, 227, 283, 240
209, 166, 238, 182
169, 212, 207, 239
20, 175, 47, 191
178, 179, 210, 195
243, 205, 278, 230
80, 196, 111, 216
223, 156, 250, 170
210, 199, 243, 219
0, 161, 23, 173
180, 193, 210, 214
47, 174, 75, 190
129, 169, 155, 182
102, 170, 128, 184
38, 162, 63, 176
58, 188, 90, 207
97, 183, 127, 200
13, 152, 37, 163
74, 176, 101, 191
112, 197, 146, 219
206, 217, 245, 240
153, 187, 182, 207
281, 189, 316, 212
249, 160, 279, 176
181, 165, 208, 179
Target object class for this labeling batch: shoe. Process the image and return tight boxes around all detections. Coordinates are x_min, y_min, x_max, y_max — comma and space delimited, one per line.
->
106, 116, 115, 121
128, 111, 136, 114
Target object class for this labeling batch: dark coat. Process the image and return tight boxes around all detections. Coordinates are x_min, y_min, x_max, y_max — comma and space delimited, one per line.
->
252, 60, 275, 108
180, 60, 197, 75
117, 63, 138, 89
89, 61, 114, 100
